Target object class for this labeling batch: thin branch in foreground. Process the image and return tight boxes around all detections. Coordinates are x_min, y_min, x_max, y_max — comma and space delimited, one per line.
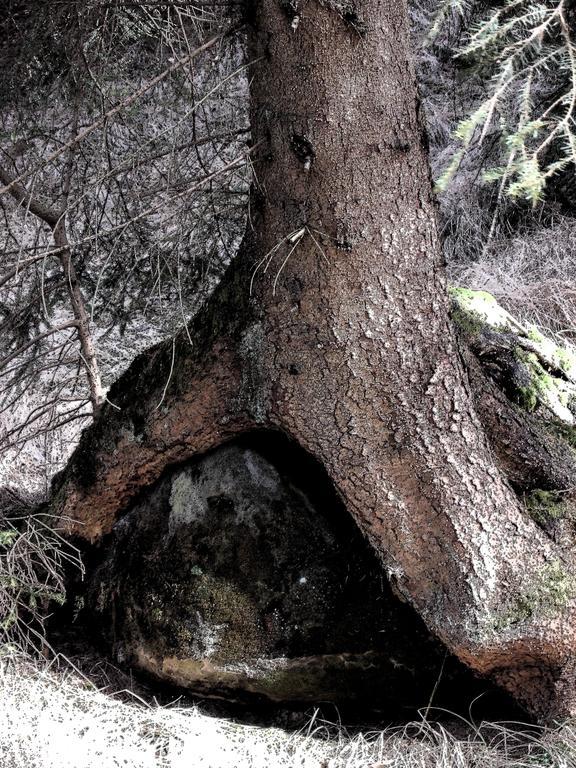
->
0, 26, 241, 199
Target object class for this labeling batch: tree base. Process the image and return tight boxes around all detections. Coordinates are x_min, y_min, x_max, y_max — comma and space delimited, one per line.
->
85, 434, 508, 714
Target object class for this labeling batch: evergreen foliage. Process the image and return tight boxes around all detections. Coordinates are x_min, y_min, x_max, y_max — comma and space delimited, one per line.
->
435, 0, 576, 203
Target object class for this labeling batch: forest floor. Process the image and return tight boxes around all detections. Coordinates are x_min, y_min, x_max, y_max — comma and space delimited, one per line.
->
1, 647, 575, 768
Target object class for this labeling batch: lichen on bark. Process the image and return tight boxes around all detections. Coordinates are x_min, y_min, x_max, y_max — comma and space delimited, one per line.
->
494, 561, 576, 631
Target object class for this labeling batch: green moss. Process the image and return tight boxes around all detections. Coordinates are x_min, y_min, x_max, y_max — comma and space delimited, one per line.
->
557, 347, 576, 378
527, 325, 545, 344
513, 349, 547, 412
548, 421, 576, 449
128, 569, 265, 664
183, 572, 265, 662
494, 561, 576, 631
450, 304, 486, 337
538, 560, 575, 606
524, 490, 567, 525
523, 324, 576, 382
516, 385, 539, 413
449, 287, 497, 305
449, 287, 513, 338
0, 530, 18, 549
513, 348, 574, 421
259, 665, 330, 700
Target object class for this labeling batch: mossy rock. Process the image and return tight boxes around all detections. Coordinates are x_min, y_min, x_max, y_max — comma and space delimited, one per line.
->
86, 441, 486, 711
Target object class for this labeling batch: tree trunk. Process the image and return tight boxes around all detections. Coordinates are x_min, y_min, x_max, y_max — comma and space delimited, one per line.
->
52, 1, 576, 719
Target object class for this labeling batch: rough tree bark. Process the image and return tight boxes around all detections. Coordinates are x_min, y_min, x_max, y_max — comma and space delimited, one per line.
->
51, 1, 576, 718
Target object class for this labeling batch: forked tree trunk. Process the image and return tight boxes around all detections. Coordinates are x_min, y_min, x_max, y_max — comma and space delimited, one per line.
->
52, 1, 576, 718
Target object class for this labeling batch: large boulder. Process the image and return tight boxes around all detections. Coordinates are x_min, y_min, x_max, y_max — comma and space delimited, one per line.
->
87, 439, 486, 710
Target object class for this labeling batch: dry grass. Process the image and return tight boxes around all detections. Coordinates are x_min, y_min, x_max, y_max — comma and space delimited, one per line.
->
450, 214, 576, 340
0, 655, 575, 768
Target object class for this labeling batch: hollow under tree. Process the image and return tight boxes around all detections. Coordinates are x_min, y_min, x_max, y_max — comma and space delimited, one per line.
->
48, 0, 576, 719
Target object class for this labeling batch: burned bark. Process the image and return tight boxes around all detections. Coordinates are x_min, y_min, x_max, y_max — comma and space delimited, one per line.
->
52, 1, 576, 718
